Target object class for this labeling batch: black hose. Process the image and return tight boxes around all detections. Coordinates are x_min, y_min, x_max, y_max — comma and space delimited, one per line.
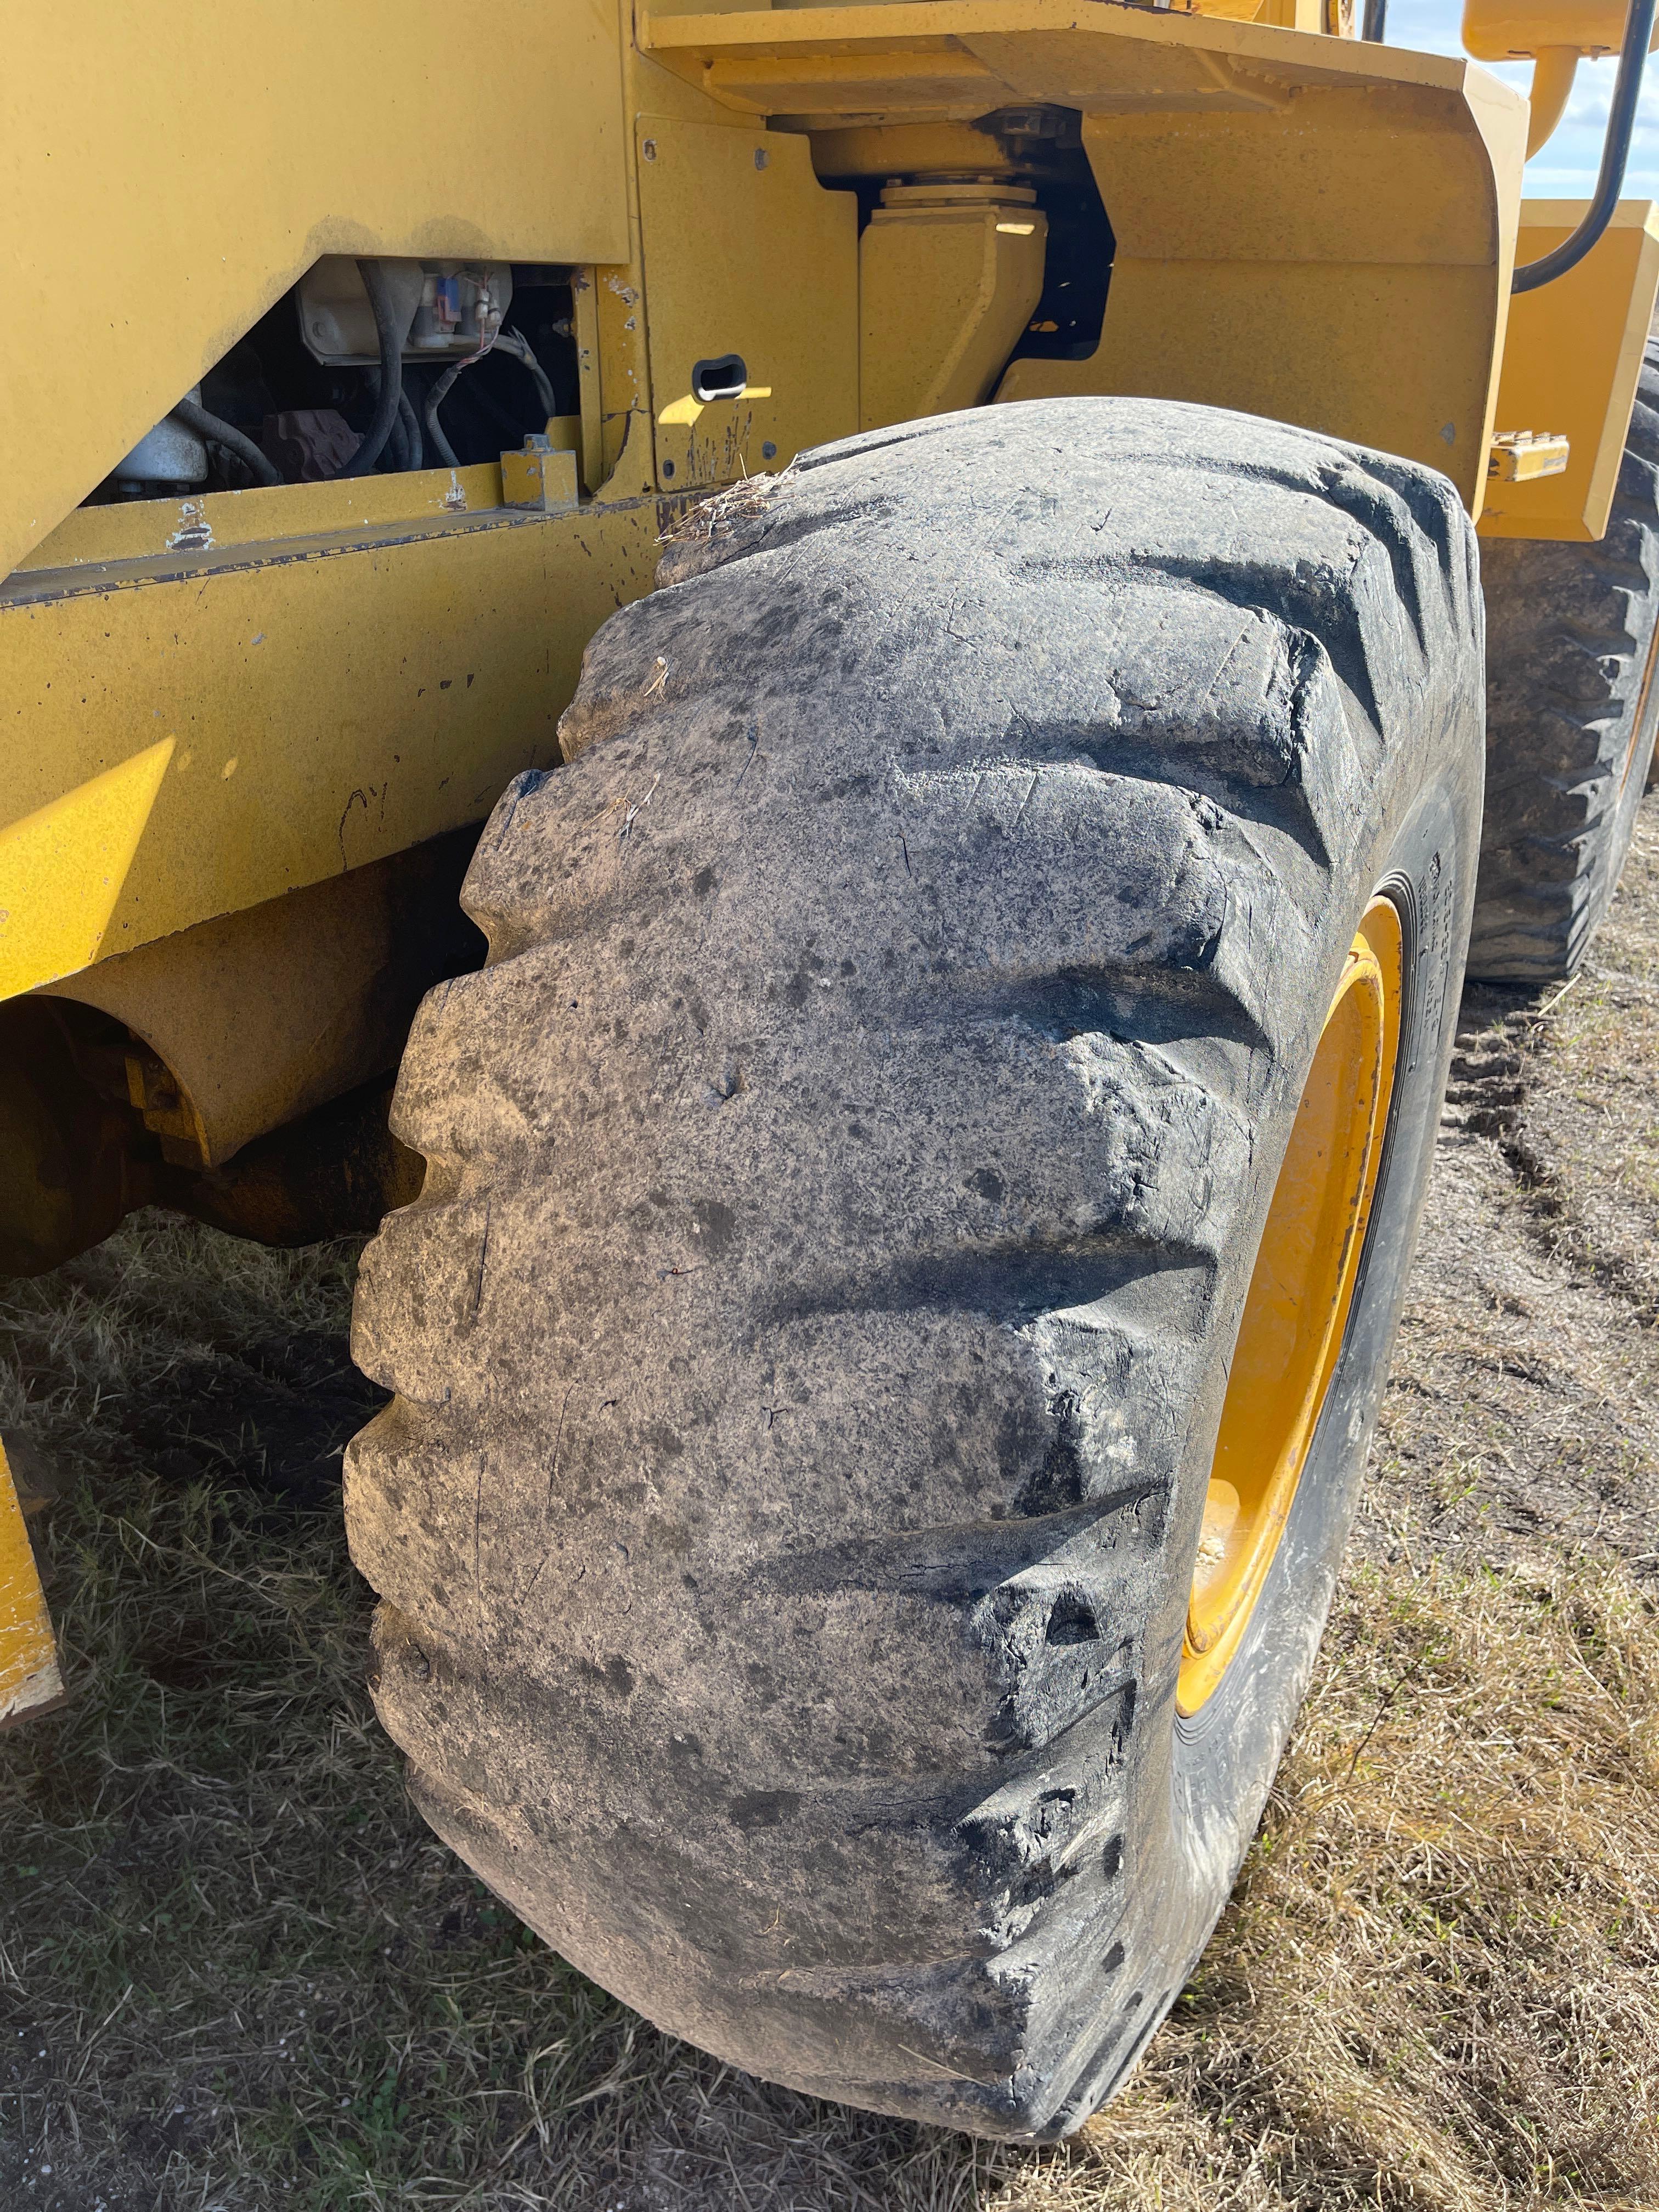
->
466, 373, 541, 443
363, 374, 424, 472
382, 379, 409, 472
170, 397, 281, 488
426, 362, 464, 469
1361, 0, 1387, 42
327, 258, 405, 477
498, 330, 559, 418
424, 330, 547, 471
398, 386, 424, 472
1514, 0, 1657, 291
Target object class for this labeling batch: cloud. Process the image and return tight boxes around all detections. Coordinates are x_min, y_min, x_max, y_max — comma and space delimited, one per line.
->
1376, 0, 1659, 194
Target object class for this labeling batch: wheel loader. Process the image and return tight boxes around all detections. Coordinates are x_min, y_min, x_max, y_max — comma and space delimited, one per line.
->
4, 0, 1658, 2143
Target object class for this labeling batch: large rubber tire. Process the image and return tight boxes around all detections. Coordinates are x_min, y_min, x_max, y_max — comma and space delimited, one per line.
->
1469, 342, 1659, 980
346, 398, 1485, 2139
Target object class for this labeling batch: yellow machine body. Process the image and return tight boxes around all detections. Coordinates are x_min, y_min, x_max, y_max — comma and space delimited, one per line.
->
2, 0, 1533, 988
1, 0, 1655, 1677
1482, 200, 1659, 540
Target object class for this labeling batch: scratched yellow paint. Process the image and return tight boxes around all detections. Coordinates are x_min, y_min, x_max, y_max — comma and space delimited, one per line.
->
0, 1442, 61, 1730
0, 496, 667, 1000
0, 740, 174, 999
637, 119, 857, 492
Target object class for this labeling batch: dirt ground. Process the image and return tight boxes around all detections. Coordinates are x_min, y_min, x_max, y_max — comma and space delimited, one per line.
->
1371, 808, 1659, 1578
3, 799, 1658, 2212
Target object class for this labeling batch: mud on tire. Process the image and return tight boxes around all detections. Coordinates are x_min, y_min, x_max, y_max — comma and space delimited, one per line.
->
346, 398, 1485, 2138
1470, 342, 1659, 981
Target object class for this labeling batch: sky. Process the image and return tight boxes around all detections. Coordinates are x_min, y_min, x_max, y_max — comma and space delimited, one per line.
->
1386, 0, 1659, 194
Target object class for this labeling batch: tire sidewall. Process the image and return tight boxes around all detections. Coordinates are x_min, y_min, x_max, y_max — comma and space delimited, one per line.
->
1123, 736, 1482, 2060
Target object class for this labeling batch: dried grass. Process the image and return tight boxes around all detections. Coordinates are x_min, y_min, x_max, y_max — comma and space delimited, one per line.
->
1512, 804, 1659, 1321
2, 1215, 1657, 2209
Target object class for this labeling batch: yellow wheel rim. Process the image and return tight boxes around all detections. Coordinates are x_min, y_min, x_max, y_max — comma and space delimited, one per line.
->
1178, 896, 1403, 1717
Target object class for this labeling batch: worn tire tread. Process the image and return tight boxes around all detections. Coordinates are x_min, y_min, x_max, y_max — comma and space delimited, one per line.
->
346, 398, 1482, 2137
1469, 343, 1659, 980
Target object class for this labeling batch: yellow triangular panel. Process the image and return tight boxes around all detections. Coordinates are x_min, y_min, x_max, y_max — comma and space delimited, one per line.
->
0, 738, 175, 1001
0, 1441, 61, 1729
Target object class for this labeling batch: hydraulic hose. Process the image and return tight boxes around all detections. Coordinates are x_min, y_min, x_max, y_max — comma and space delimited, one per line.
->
496, 329, 559, 418
426, 326, 555, 469
398, 387, 424, 473
1513, 0, 1657, 292
382, 379, 409, 472
364, 376, 424, 472
425, 362, 464, 469
328, 257, 406, 477
170, 397, 281, 488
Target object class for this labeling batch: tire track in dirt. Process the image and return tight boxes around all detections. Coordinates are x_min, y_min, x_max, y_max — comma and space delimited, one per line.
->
1363, 797, 1659, 1577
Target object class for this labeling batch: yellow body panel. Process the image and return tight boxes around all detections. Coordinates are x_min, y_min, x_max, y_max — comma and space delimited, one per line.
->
0, 1442, 61, 1730
639, 119, 860, 489
638, 1, 1513, 115
1, 0, 630, 582
0, 486, 667, 997
999, 86, 1523, 511
1201, 0, 1327, 25
642, 1, 1526, 511
1481, 201, 1659, 541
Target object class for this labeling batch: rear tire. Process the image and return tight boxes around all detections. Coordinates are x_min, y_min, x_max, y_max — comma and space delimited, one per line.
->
345, 399, 1485, 2137
1469, 342, 1659, 980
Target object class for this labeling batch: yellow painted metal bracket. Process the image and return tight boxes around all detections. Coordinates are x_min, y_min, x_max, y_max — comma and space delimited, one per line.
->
860, 182, 1048, 431
1001, 81, 1523, 514
1488, 429, 1570, 480
1462, 0, 1659, 157
501, 441, 582, 514
1463, 0, 1644, 53
0, 1441, 63, 1731
14, 461, 510, 577
1481, 200, 1659, 540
